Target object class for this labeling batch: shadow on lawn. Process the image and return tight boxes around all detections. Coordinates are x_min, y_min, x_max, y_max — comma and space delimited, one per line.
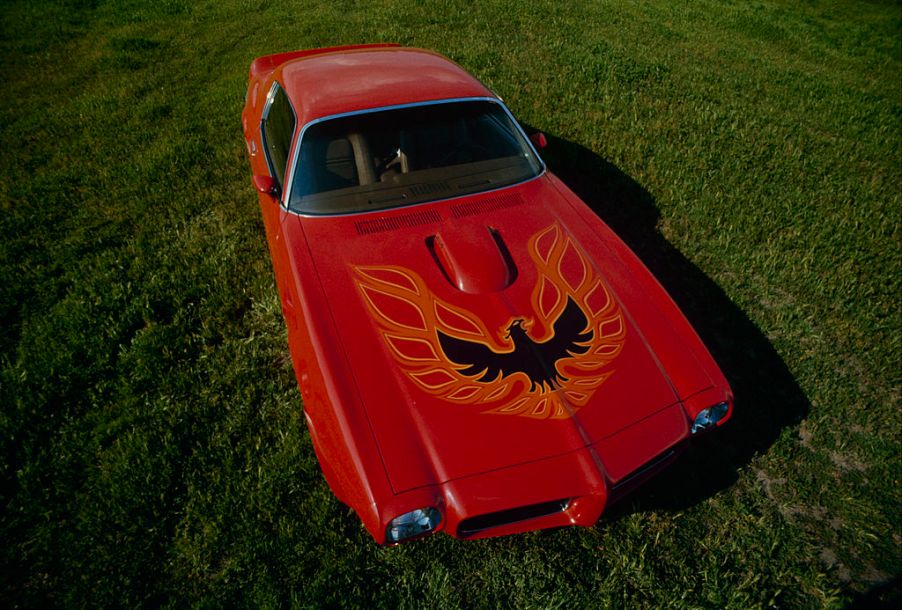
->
537, 131, 810, 513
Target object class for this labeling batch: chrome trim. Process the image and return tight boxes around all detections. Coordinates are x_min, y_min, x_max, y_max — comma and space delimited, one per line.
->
280, 96, 546, 216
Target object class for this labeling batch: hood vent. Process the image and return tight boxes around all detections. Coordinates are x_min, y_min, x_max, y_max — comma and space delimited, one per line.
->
451, 192, 524, 218
355, 209, 441, 235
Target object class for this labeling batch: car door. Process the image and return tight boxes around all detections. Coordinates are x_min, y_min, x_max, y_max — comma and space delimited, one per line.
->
259, 82, 300, 332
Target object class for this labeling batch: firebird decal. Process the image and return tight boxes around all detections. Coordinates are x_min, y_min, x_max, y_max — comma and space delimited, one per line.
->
354, 224, 627, 419
437, 297, 592, 391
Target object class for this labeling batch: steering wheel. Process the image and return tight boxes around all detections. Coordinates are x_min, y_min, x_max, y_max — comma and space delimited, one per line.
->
375, 149, 402, 174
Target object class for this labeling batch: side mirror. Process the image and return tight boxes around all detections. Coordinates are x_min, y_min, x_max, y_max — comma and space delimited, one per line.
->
529, 132, 548, 150
253, 175, 281, 198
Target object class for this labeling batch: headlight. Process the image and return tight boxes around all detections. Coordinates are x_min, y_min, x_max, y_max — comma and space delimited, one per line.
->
386, 507, 442, 543
691, 401, 730, 434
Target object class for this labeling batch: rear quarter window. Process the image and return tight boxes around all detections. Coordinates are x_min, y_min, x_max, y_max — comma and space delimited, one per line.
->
261, 83, 296, 186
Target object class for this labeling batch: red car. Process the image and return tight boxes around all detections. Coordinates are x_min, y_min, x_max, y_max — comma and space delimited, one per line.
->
241, 44, 732, 544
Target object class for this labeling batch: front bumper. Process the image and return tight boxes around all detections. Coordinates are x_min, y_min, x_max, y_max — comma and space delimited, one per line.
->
372, 403, 695, 542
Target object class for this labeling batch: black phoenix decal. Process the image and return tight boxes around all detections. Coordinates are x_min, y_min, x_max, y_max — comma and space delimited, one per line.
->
437, 297, 593, 391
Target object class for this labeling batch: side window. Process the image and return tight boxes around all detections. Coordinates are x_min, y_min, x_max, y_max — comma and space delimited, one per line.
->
261, 84, 296, 187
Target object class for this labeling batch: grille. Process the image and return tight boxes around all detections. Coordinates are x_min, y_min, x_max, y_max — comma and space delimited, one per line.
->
457, 499, 570, 537
354, 209, 441, 235
450, 193, 524, 218
611, 447, 680, 494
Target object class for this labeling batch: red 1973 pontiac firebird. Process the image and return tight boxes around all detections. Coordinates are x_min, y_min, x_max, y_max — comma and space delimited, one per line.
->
241, 44, 732, 544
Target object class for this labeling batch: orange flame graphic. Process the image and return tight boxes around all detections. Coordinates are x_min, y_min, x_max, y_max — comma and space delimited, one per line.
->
354, 224, 626, 419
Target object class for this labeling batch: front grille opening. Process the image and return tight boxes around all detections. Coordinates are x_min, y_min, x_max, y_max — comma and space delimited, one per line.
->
612, 449, 676, 492
457, 499, 570, 537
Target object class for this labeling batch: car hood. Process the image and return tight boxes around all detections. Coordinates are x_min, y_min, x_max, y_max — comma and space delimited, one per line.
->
293, 176, 687, 493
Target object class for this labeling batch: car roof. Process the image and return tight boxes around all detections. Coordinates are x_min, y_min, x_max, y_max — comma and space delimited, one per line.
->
277, 47, 495, 127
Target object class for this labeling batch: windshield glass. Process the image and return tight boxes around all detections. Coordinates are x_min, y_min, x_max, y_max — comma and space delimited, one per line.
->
287, 100, 542, 215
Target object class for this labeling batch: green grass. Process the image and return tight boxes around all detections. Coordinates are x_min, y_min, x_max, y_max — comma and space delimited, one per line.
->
1, 0, 899, 607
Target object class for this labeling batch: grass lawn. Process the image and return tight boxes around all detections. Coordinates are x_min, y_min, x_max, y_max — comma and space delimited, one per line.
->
1, 0, 899, 607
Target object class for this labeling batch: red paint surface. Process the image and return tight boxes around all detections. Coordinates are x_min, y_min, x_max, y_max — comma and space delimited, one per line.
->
242, 45, 732, 544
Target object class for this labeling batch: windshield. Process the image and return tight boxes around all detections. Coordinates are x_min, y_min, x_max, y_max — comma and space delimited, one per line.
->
287, 100, 542, 215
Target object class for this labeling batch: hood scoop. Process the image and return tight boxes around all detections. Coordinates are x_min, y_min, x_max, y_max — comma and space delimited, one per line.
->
430, 227, 516, 294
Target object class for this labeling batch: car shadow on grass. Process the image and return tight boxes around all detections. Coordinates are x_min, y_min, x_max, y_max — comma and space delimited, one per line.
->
537, 131, 810, 513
